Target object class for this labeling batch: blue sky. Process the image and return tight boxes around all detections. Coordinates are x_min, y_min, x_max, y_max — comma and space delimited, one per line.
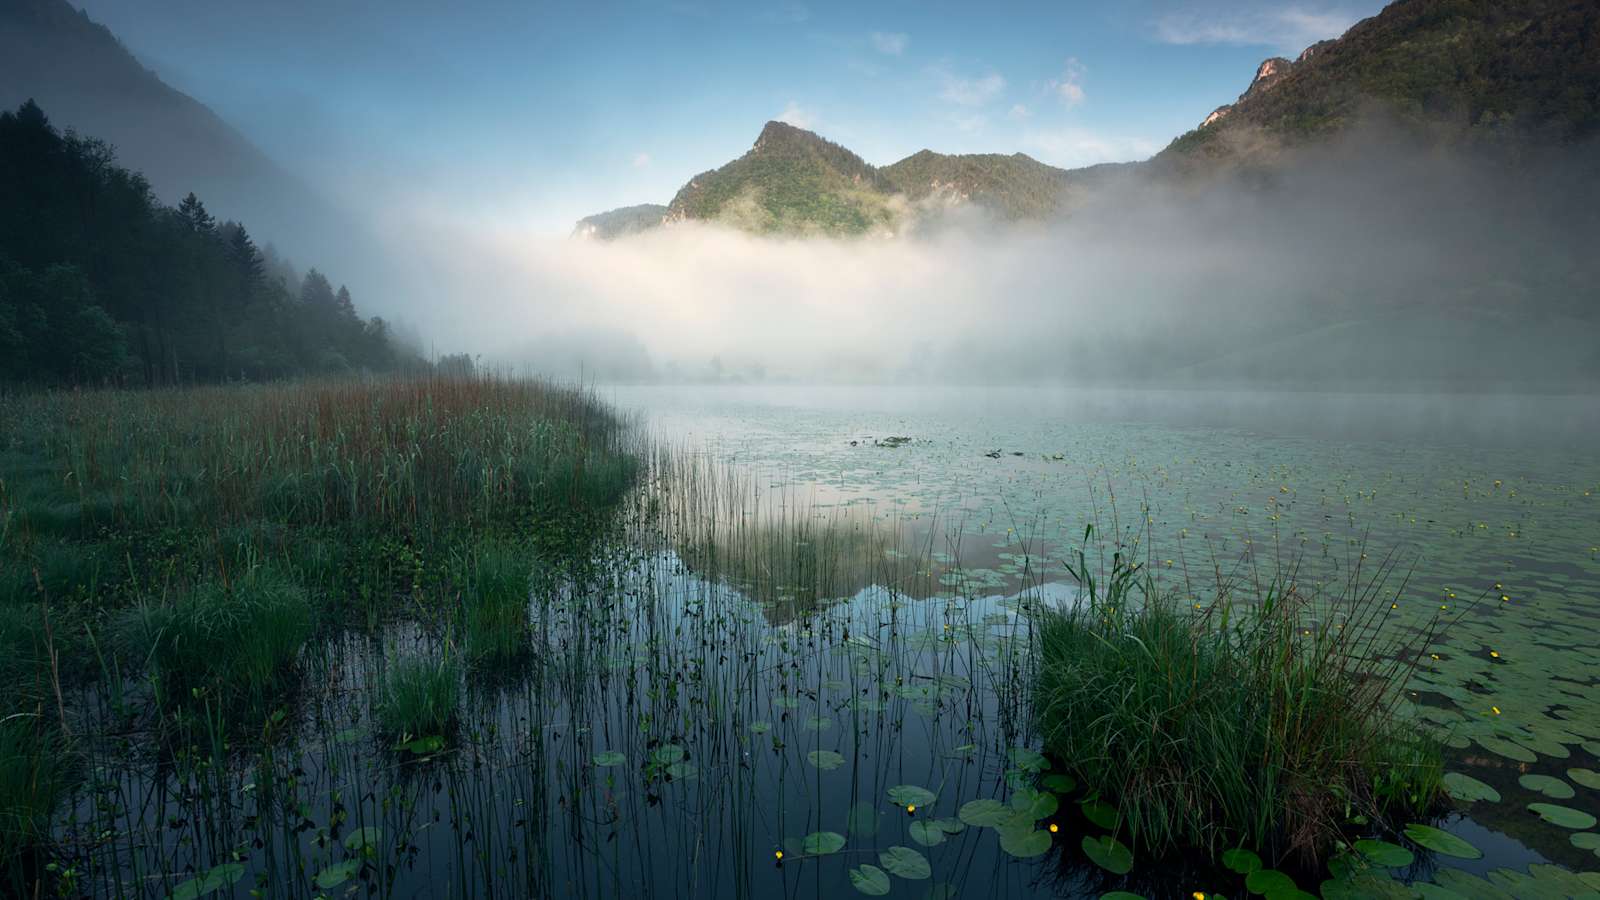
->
77, 0, 1385, 233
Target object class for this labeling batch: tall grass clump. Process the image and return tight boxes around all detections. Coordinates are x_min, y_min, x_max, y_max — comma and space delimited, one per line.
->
1035, 536, 1443, 864
379, 651, 461, 739
460, 542, 534, 667
0, 715, 74, 879
117, 568, 313, 716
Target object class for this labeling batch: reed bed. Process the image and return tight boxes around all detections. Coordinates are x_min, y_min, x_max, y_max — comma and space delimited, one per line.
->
0, 375, 640, 890
1035, 529, 1445, 865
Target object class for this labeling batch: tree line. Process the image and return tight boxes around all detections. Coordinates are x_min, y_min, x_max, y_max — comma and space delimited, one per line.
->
0, 99, 429, 385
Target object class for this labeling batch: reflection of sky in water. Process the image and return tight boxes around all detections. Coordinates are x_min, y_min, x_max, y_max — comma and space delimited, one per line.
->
610, 384, 1600, 880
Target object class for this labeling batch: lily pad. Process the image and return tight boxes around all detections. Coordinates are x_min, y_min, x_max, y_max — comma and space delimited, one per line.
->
1404, 823, 1483, 859
1010, 747, 1049, 772
1519, 774, 1576, 799
959, 798, 1012, 827
1081, 835, 1133, 875
313, 859, 362, 890
1568, 768, 1600, 790
849, 864, 891, 896
1222, 847, 1263, 875
807, 750, 845, 770
1009, 786, 1058, 819
1474, 734, 1538, 763
1354, 839, 1415, 868
1321, 873, 1413, 900
801, 831, 847, 855
343, 826, 383, 852
879, 846, 931, 879
909, 820, 946, 847
653, 744, 686, 764
1080, 798, 1118, 830
168, 863, 245, 900
999, 827, 1052, 858
1528, 803, 1598, 829
1244, 868, 1298, 896
888, 784, 937, 808
1442, 772, 1501, 803
592, 750, 626, 767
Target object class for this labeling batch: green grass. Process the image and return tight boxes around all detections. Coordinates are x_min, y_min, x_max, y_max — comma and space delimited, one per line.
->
379, 651, 462, 739
115, 567, 313, 717
1034, 536, 1444, 864
459, 542, 534, 667
0, 715, 74, 874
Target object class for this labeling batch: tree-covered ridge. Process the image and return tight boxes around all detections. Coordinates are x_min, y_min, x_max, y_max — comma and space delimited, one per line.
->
1162, 0, 1600, 163
880, 150, 1077, 221
665, 121, 902, 236
0, 100, 420, 385
573, 204, 670, 239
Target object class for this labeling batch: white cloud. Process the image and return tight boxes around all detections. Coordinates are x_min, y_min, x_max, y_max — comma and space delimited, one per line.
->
777, 101, 816, 130
1049, 57, 1087, 108
632, 152, 652, 169
1021, 127, 1162, 167
1008, 103, 1032, 121
1153, 5, 1360, 54
937, 70, 1006, 107
755, 3, 810, 24
870, 31, 909, 55
952, 113, 988, 134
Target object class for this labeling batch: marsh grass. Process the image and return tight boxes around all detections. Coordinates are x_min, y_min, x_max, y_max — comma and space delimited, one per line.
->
459, 541, 534, 667
0, 715, 74, 875
379, 651, 462, 739
116, 567, 314, 717
1035, 530, 1445, 864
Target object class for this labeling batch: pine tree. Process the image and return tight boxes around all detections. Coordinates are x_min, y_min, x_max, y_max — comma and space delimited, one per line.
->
335, 285, 357, 321
224, 222, 265, 292
299, 269, 336, 308
177, 192, 216, 235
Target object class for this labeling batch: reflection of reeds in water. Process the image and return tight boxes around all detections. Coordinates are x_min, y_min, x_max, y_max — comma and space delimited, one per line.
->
645, 445, 952, 620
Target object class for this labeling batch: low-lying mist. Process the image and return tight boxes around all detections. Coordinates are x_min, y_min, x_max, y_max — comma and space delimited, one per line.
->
386, 126, 1599, 391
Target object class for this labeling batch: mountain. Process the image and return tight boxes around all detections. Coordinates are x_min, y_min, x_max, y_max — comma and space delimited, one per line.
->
0, 0, 348, 270
573, 204, 669, 239
665, 121, 902, 236
582, 121, 1113, 237
580, 0, 1599, 238
1159, 0, 1600, 168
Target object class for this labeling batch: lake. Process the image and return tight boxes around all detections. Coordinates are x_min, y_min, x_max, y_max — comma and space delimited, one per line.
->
53, 385, 1600, 898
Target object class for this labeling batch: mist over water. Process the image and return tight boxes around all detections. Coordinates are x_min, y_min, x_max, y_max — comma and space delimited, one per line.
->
377, 128, 1599, 395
